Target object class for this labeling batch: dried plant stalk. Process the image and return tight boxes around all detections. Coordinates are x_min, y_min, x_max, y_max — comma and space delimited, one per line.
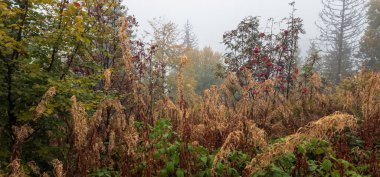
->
8, 159, 25, 177
118, 17, 133, 74
104, 69, 112, 91
244, 112, 356, 176
70, 96, 88, 150
243, 119, 268, 149
34, 87, 56, 119
52, 159, 64, 177
27, 161, 40, 175
212, 131, 244, 176
12, 125, 34, 143
177, 56, 188, 134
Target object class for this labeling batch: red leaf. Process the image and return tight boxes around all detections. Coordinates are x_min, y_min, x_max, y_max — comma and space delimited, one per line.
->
253, 47, 260, 54
73, 2, 81, 8
267, 62, 273, 67
284, 30, 289, 36
302, 88, 308, 94
263, 55, 270, 61
294, 67, 299, 75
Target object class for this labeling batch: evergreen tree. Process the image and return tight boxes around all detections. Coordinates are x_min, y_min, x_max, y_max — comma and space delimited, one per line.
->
182, 20, 198, 50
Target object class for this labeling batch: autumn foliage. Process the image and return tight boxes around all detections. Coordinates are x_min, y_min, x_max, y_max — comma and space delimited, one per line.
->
0, 1, 379, 177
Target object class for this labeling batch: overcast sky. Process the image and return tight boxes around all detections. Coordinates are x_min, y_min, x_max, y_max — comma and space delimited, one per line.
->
124, 0, 324, 57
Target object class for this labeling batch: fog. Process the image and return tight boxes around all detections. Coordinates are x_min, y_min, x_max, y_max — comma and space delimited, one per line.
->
124, 0, 324, 57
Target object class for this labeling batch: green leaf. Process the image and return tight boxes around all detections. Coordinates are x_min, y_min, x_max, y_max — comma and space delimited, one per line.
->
176, 168, 185, 177
160, 169, 168, 177
308, 160, 318, 172
298, 144, 306, 154
153, 151, 160, 160
314, 147, 325, 155
340, 159, 350, 169
228, 168, 239, 176
200, 156, 208, 165
216, 162, 223, 174
171, 154, 180, 164
199, 171, 206, 177
322, 159, 332, 171
166, 161, 175, 173
331, 170, 340, 177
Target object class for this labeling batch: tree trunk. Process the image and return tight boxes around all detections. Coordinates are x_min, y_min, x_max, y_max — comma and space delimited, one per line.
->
336, 0, 346, 84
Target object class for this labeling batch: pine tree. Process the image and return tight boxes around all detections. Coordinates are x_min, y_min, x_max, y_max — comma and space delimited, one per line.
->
182, 20, 198, 50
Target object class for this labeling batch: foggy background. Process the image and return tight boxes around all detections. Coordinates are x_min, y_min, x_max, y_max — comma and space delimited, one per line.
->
124, 0, 324, 57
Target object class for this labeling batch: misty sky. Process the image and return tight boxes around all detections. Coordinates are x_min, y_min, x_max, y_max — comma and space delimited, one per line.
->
124, 0, 324, 57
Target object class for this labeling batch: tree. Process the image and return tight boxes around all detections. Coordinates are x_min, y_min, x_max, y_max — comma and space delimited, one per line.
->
360, 0, 380, 71
306, 42, 323, 72
182, 20, 198, 50
223, 16, 261, 73
0, 0, 127, 170
148, 17, 184, 96
301, 42, 322, 86
316, 0, 366, 83
222, 2, 304, 98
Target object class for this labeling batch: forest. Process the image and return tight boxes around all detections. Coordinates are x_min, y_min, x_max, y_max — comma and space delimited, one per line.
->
0, 0, 380, 176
